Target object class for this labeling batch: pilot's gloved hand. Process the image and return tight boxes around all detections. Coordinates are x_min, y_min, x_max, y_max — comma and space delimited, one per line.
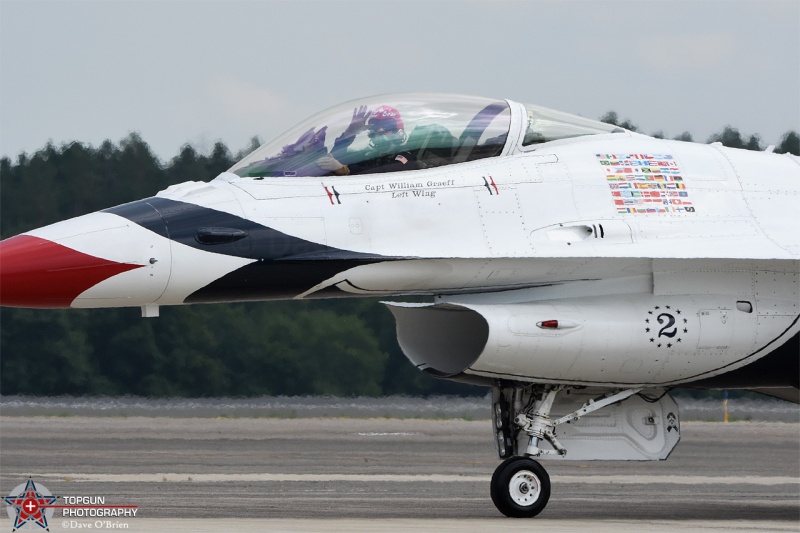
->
342, 105, 372, 137
318, 155, 343, 171
317, 155, 350, 175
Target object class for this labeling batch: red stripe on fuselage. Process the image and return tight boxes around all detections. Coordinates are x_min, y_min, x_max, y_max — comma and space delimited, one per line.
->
0, 235, 144, 308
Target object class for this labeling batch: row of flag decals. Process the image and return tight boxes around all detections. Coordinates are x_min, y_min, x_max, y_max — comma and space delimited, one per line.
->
597, 154, 696, 214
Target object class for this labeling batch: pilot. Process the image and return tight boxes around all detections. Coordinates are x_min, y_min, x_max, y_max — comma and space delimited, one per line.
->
317, 105, 419, 176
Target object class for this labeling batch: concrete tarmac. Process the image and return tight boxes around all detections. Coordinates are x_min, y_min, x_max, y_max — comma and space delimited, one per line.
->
0, 417, 797, 532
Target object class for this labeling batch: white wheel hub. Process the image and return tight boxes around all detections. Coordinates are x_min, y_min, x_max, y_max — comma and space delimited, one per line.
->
508, 469, 541, 506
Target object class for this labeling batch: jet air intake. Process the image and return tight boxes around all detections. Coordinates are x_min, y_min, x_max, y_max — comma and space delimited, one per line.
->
384, 303, 489, 378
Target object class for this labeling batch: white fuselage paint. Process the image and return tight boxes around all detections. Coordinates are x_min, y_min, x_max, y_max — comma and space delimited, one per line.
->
21, 124, 799, 388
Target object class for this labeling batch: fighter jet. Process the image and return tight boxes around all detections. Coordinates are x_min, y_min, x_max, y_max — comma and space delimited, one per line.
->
2, 93, 798, 518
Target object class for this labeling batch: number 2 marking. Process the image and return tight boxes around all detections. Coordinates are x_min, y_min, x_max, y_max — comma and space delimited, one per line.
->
657, 313, 677, 338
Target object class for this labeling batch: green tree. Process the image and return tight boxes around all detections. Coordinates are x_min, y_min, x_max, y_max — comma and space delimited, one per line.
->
777, 131, 799, 155
236, 136, 262, 161
707, 126, 762, 151
0, 309, 94, 394
599, 111, 638, 132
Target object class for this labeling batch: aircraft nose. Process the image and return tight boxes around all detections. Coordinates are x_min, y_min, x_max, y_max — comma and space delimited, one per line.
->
0, 234, 145, 308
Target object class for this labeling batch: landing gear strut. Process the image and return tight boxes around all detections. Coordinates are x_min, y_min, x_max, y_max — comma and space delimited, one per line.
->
490, 385, 645, 517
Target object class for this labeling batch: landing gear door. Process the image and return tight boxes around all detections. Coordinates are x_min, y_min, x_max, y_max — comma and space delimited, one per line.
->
516, 389, 680, 461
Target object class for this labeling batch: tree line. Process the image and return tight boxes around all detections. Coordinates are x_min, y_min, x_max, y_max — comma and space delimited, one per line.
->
1, 118, 798, 397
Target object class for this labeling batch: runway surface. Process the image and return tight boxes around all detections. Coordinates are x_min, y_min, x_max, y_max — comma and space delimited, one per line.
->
1, 417, 798, 532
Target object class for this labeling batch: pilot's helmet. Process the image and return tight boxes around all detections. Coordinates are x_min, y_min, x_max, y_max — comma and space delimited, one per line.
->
368, 105, 404, 135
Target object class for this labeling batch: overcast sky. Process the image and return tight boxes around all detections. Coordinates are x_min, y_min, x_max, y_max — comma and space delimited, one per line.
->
1, 0, 798, 163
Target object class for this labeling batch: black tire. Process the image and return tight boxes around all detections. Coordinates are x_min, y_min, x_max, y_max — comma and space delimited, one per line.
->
490, 456, 551, 518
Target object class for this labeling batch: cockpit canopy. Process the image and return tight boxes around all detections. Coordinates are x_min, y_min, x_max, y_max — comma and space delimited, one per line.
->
228, 93, 621, 178
229, 94, 510, 178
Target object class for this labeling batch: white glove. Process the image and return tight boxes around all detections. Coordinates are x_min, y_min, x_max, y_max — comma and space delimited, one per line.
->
317, 155, 344, 172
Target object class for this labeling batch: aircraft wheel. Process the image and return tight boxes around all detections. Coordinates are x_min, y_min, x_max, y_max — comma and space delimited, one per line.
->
490, 456, 550, 518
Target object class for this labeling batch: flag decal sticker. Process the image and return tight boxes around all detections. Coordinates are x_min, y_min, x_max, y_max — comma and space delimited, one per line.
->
598, 154, 695, 214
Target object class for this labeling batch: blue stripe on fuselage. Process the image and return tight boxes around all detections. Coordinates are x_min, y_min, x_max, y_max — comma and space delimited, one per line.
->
104, 197, 390, 302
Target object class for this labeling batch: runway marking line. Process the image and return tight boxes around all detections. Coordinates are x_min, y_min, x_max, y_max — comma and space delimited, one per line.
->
13, 473, 799, 485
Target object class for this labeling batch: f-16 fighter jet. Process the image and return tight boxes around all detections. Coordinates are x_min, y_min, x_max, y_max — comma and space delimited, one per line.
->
2, 93, 798, 517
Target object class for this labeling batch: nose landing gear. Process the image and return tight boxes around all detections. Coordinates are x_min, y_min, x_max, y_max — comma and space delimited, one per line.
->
490, 385, 648, 517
